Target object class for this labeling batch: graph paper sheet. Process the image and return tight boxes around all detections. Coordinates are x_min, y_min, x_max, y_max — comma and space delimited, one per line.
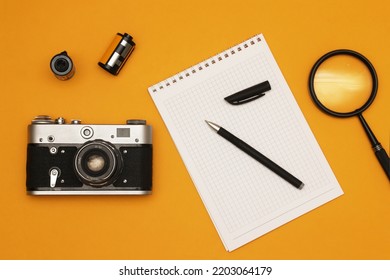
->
148, 34, 343, 251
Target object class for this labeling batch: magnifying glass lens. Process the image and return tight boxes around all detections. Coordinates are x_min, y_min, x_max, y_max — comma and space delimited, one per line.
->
313, 55, 373, 113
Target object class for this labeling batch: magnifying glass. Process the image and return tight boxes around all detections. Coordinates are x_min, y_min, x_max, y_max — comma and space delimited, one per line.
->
309, 49, 389, 180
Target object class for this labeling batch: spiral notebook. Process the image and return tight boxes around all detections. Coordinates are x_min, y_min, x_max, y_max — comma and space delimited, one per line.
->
148, 34, 343, 251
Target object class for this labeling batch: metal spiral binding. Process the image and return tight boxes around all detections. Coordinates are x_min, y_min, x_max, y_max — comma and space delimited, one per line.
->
151, 35, 262, 93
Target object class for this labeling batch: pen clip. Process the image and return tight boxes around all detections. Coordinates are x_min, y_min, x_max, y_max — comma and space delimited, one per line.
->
224, 80, 271, 105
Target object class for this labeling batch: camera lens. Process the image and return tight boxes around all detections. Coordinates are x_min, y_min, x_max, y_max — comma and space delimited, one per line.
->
84, 152, 108, 174
74, 140, 123, 187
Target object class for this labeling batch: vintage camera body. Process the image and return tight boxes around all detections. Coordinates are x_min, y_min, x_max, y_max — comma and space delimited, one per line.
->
26, 115, 152, 195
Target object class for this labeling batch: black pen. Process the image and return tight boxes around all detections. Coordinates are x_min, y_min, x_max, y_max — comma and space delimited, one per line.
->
205, 121, 304, 189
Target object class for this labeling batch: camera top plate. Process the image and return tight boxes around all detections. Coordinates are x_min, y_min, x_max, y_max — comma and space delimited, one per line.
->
28, 116, 152, 145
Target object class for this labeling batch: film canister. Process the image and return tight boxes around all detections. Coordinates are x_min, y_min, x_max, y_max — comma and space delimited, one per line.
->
50, 51, 75, 80
98, 33, 135, 75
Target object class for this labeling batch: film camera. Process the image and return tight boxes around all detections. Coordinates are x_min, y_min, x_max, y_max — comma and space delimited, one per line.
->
26, 116, 152, 195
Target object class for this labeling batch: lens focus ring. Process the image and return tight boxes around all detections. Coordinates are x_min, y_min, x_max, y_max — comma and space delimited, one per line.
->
74, 140, 123, 187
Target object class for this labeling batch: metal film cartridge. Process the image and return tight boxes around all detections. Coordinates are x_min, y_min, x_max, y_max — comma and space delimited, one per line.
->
50, 51, 75, 80
98, 33, 135, 75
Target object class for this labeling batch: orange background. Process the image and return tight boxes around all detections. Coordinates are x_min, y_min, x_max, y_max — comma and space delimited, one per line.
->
0, 0, 389, 259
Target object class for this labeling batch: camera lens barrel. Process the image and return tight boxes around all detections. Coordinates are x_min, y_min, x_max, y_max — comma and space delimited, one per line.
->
50, 51, 75, 80
98, 33, 135, 75
74, 140, 123, 187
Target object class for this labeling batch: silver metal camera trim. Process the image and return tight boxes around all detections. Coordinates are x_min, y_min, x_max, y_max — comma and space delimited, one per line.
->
28, 124, 152, 145
27, 190, 151, 195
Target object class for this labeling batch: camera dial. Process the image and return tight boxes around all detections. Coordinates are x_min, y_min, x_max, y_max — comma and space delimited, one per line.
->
126, 120, 146, 125
32, 115, 55, 124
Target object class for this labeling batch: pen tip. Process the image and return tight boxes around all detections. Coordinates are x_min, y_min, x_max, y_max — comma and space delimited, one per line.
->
205, 120, 220, 131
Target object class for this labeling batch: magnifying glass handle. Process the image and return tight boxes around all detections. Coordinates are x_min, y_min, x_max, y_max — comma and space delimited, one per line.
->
358, 114, 390, 180
375, 148, 390, 181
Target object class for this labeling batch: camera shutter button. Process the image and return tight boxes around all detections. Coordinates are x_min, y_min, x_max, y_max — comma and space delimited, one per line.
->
55, 117, 66, 124
81, 126, 94, 139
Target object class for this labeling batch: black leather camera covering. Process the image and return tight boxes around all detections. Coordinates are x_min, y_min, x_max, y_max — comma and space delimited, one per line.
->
26, 145, 82, 189
115, 146, 152, 189
26, 144, 152, 191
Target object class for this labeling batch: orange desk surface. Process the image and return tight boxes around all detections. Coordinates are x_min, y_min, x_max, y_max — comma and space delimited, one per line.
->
1, 0, 389, 259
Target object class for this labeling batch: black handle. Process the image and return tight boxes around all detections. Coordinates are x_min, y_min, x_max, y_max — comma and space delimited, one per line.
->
358, 114, 380, 147
358, 114, 390, 181
374, 147, 390, 181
